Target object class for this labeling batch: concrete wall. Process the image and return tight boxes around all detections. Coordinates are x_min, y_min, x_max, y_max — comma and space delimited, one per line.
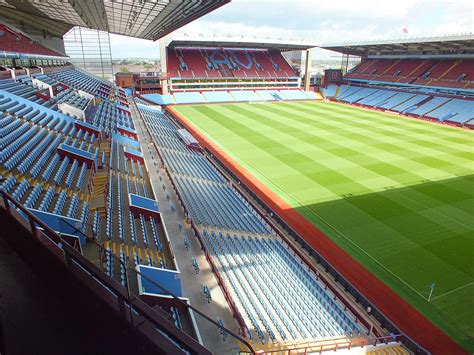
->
30, 35, 67, 56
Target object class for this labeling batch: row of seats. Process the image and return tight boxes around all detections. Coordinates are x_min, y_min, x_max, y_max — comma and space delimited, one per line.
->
89, 101, 134, 134
160, 149, 226, 184
0, 24, 64, 57
168, 48, 296, 79
141, 90, 317, 105
175, 176, 270, 235
204, 231, 360, 343
329, 85, 474, 125
346, 58, 473, 88
138, 103, 271, 235
24, 184, 43, 208
47, 69, 111, 98
0, 79, 52, 108
12, 180, 30, 202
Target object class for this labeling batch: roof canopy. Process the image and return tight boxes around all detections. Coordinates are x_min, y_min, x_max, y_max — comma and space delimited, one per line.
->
168, 35, 318, 51
321, 33, 474, 57
0, 0, 229, 40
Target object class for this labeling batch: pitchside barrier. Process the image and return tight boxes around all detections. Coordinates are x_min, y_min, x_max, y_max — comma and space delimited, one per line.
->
202, 146, 431, 354
202, 146, 430, 354
163, 104, 429, 354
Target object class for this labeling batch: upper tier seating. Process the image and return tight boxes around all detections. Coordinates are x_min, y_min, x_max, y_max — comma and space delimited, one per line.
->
347, 58, 473, 89
168, 48, 297, 79
0, 24, 65, 57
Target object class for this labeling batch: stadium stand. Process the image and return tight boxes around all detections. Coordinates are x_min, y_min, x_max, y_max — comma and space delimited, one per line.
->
1, 9, 453, 353
0, 67, 197, 346
0, 24, 64, 57
346, 58, 473, 88
140, 89, 318, 105
135, 102, 365, 344
164, 39, 313, 93
168, 47, 297, 79
320, 35, 474, 129
326, 84, 474, 125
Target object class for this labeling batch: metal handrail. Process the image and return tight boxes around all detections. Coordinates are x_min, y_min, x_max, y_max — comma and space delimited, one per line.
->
0, 188, 255, 353
0, 187, 255, 354
239, 333, 408, 354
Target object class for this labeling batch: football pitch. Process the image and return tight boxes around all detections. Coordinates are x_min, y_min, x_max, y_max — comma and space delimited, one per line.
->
174, 101, 474, 350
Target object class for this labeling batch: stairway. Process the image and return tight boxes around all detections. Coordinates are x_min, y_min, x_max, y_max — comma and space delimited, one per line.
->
100, 141, 110, 154
91, 172, 108, 197
438, 59, 461, 80
380, 59, 400, 76
104, 240, 163, 266
367, 344, 408, 355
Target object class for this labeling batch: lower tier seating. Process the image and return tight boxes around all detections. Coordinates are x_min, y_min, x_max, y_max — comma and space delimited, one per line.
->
328, 85, 474, 125
204, 231, 361, 343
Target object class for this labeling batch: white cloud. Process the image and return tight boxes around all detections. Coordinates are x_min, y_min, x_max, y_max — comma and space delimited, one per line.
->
109, 0, 473, 58
110, 33, 159, 58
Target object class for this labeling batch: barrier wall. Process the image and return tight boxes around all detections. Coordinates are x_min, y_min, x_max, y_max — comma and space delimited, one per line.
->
168, 106, 466, 355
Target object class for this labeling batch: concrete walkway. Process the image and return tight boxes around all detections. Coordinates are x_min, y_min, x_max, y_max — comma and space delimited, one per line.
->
130, 102, 245, 354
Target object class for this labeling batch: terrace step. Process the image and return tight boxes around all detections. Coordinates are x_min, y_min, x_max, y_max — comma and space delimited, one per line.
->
104, 240, 162, 266
91, 173, 108, 197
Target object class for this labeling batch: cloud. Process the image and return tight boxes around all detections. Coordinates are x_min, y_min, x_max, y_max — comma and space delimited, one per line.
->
110, 33, 159, 58
109, 0, 473, 58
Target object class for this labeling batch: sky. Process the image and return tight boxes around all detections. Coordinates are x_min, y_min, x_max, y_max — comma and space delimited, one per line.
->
109, 0, 473, 59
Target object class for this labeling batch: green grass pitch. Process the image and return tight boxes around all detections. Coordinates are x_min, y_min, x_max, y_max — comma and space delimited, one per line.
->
174, 101, 474, 351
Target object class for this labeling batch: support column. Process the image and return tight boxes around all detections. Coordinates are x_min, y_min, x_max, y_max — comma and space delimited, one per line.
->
303, 49, 312, 91
5, 67, 15, 80
20, 66, 30, 76
159, 36, 169, 95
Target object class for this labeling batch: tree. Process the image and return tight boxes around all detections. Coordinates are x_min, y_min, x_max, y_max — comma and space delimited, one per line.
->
120, 66, 130, 73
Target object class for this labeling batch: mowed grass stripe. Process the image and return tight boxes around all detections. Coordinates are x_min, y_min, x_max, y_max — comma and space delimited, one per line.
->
206, 104, 473, 254
182, 104, 473, 268
174, 102, 474, 350
237, 103, 470, 182
218, 103, 471, 214
289, 102, 474, 161
241, 103, 474, 234
298, 101, 474, 145
186, 104, 348, 203
279, 102, 473, 163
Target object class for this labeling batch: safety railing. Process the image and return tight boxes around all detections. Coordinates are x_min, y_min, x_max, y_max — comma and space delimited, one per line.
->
239, 333, 408, 354
0, 187, 255, 354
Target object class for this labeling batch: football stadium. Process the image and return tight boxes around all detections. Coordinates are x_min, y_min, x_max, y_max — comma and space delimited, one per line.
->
0, 1, 472, 355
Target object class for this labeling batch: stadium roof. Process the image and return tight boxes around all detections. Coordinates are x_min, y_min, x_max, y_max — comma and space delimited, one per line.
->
321, 33, 474, 56
168, 35, 318, 51
0, 0, 229, 40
